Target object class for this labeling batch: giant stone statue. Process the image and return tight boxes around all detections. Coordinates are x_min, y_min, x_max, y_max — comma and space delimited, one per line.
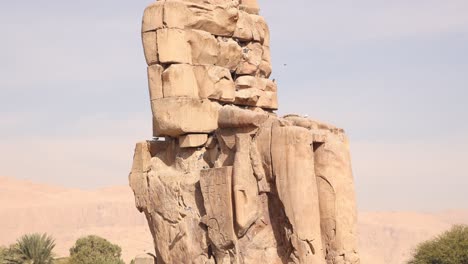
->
129, 0, 361, 263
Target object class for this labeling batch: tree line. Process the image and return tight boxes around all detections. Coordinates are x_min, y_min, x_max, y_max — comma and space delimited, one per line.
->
0, 234, 125, 264
1, 224, 467, 264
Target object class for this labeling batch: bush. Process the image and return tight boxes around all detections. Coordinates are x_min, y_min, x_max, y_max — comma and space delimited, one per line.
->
0, 246, 7, 262
68, 235, 125, 264
0, 245, 21, 263
408, 225, 468, 264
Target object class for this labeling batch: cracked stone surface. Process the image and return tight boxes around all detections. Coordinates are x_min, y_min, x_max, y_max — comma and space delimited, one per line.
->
130, 0, 361, 263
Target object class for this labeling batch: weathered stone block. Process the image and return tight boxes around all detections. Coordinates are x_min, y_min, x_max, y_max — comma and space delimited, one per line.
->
163, 0, 190, 28
179, 134, 208, 148
233, 134, 259, 236
142, 1, 164, 33
216, 37, 243, 71
255, 117, 275, 184
262, 45, 271, 62
218, 105, 268, 128
315, 134, 360, 263
129, 142, 152, 211
181, 0, 238, 4
235, 76, 258, 89
156, 28, 192, 64
234, 88, 278, 110
284, 115, 341, 131
200, 167, 236, 249
164, 1, 239, 37
258, 60, 272, 78
133, 253, 156, 264
239, 0, 259, 14
265, 79, 277, 92
162, 64, 199, 98
235, 88, 261, 106
187, 29, 219, 65
147, 64, 164, 100
193, 65, 235, 102
271, 123, 326, 263
253, 15, 270, 46
236, 42, 263, 75
151, 97, 218, 137
142, 31, 158, 65
257, 91, 278, 110
235, 76, 276, 91
233, 11, 255, 41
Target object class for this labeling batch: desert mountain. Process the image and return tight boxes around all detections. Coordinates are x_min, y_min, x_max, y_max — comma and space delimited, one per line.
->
1, 177, 467, 264
0, 177, 152, 262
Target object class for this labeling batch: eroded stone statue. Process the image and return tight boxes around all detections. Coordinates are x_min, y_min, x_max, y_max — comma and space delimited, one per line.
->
130, 0, 360, 263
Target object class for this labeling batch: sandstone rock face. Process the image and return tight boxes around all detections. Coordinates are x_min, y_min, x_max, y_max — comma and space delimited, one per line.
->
131, 1, 360, 263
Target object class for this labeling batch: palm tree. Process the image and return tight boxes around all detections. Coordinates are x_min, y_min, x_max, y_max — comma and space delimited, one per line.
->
11, 233, 56, 264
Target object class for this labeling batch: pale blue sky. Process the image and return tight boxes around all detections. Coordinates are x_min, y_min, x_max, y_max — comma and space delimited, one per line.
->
0, 0, 467, 211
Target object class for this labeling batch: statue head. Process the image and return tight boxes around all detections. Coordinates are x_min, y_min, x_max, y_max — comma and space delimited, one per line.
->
142, 0, 275, 138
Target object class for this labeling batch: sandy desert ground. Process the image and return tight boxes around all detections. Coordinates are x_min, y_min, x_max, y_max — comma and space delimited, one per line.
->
1, 176, 467, 264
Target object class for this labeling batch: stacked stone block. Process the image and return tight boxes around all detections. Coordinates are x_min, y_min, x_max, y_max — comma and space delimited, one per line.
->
131, 1, 361, 263
142, 0, 277, 141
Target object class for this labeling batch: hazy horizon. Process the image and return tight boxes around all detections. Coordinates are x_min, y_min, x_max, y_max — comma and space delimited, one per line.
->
1, 0, 467, 211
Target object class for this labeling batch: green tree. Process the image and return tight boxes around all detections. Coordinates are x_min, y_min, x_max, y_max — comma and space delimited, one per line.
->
6, 233, 56, 264
68, 235, 124, 264
408, 225, 468, 264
